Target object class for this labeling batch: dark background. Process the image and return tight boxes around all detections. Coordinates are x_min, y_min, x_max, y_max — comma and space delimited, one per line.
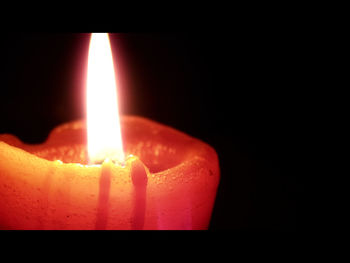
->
0, 31, 302, 231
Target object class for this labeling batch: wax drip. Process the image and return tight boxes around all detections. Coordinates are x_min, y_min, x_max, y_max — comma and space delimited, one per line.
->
131, 159, 148, 230
95, 161, 112, 230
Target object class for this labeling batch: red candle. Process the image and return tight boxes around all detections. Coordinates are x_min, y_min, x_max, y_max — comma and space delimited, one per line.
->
0, 33, 220, 230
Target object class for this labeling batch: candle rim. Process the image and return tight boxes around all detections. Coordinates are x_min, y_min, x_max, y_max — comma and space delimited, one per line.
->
0, 115, 218, 176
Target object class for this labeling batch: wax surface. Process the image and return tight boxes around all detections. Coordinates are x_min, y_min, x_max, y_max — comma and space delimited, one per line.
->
0, 116, 219, 230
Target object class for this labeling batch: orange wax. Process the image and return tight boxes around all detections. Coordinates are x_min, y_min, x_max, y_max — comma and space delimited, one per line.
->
0, 115, 220, 230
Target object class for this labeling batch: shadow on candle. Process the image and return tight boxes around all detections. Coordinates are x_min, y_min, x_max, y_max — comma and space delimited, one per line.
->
131, 158, 148, 230
36, 164, 55, 229
95, 160, 112, 230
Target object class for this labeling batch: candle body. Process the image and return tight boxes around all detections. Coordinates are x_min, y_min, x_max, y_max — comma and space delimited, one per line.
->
0, 116, 219, 230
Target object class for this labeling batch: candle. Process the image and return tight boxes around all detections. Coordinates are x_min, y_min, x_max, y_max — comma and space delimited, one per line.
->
0, 33, 220, 230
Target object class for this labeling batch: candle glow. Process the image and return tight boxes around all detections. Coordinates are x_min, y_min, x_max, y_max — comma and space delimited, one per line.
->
86, 33, 124, 165
0, 33, 220, 230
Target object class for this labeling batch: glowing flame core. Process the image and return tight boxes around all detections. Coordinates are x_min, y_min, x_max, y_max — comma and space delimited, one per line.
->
86, 33, 124, 164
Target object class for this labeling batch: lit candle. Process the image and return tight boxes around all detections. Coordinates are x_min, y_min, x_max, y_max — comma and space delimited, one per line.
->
0, 33, 220, 230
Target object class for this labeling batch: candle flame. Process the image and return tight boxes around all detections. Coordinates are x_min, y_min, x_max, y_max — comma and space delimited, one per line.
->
86, 33, 124, 164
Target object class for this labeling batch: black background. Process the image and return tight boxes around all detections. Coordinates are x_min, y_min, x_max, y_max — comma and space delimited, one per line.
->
0, 31, 302, 231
